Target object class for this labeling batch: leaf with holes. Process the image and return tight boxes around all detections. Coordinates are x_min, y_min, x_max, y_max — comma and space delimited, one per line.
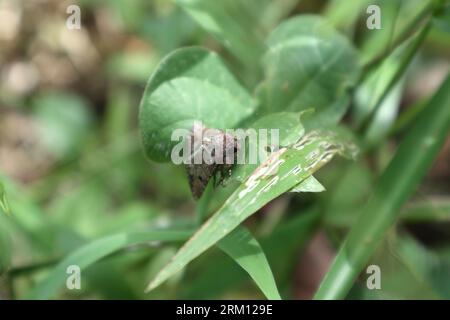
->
146, 129, 358, 292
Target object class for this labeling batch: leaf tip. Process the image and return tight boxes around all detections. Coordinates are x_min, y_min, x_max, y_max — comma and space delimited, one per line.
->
145, 274, 165, 293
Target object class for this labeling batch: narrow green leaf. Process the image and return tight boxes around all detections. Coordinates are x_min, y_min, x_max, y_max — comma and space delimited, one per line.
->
217, 226, 281, 300
401, 198, 450, 222
314, 74, 450, 300
395, 235, 450, 299
0, 222, 12, 275
182, 208, 320, 299
290, 175, 325, 193
0, 181, 10, 215
359, 0, 403, 65
175, 0, 267, 67
27, 229, 193, 299
363, 80, 404, 148
361, 0, 434, 69
146, 130, 358, 292
324, 0, 372, 29
355, 24, 430, 128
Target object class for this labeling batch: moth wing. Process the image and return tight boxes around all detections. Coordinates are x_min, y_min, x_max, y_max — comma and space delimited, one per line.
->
186, 164, 217, 200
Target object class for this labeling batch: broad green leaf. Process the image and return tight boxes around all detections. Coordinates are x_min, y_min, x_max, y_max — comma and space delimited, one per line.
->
315, 74, 450, 300
146, 130, 358, 292
139, 47, 256, 162
217, 226, 281, 300
249, 111, 306, 147
258, 15, 360, 126
174, 0, 267, 67
27, 229, 193, 300
143, 6, 198, 53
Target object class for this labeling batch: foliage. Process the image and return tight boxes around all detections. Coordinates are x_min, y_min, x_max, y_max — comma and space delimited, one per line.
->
1, 0, 449, 300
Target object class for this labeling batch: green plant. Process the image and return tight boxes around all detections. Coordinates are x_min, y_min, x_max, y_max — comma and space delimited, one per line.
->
2, 0, 450, 300
137, 0, 450, 299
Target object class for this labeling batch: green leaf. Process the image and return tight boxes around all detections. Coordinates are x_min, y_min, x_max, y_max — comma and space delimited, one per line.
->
359, 0, 403, 65
174, 0, 267, 67
290, 175, 325, 193
139, 47, 256, 162
0, 182, 12, 274
182, 208, 320, 299
217, 226, 281, 300
0, 181, 10, 215
314, 74, 450, 300
324, 0, 372, 29
395, 235, 450, 299
106, 51, 158, 83
249, 111, 306, 147
363, 80, 404, 148
258, 15, 360, 126
1, 178, 54, 253
27, 229, 193, 299
401, 198, 450, 222
143, 7, 198, 53
146, 129, 358, 292
0, 222, 12, 275
360, 0, 433, 66
355, 24, 430, 128
232, 111, 306, 183
33, 91, 93, 159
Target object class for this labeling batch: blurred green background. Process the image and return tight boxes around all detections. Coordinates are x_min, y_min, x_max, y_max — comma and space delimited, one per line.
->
0, 0, 449, 299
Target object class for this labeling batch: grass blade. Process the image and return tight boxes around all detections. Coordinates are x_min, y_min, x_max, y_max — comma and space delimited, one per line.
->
146, 130, 358, 292
0, 181, 10, 216
0, 221, 12, 275
314, 74, 450, 300
217, 226, 281, 300
27, 229, 192, 299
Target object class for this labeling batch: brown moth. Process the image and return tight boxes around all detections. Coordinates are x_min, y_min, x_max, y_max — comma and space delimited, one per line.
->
185, 122, 240, 199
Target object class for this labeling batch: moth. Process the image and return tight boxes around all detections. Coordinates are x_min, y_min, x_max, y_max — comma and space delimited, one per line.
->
185, 122, 240, 200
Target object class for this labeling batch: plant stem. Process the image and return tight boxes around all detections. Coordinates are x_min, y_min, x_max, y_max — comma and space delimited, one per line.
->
314, 73, 450, 300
